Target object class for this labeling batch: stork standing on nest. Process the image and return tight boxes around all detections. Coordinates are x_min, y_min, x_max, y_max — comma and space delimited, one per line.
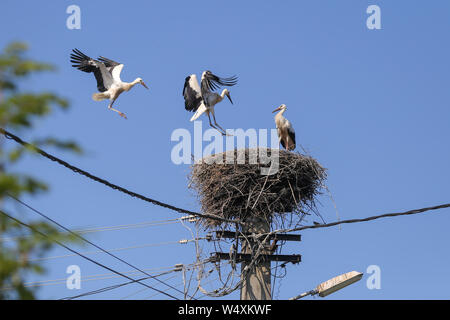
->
273, 104, 296, 151
183, 71, 237, 135
70, 49, 149, 119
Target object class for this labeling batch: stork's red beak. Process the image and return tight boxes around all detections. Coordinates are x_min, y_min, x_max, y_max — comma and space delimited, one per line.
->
272, 106, 281, 113
226, 92, 233, 104
141, 81, 149, 89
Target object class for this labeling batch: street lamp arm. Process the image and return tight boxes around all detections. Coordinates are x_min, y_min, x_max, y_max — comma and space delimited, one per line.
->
289, 289, 318, 300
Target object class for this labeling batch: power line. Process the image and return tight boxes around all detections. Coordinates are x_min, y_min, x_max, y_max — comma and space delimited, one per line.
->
129, 259, 215, 300
31, 238, 205, 262
61, 269, 176, 300
6, 194, 193, 299
143, 275, 189, 300
0, 218, 183, 243
120, 274, 179, 300
61, 259, 212, 300
144, 276, 220, 300
269, 203, 450, 235
1, 266, 174, 290
0, 127, 240, 225
0, 209, 179, 300
56, 219, 181, 234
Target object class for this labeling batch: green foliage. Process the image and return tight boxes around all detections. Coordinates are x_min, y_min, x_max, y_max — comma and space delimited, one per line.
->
0, 42, 54, 91
0, 42, 69, 128
0, 214, 82, 300
0, 42, 83, 300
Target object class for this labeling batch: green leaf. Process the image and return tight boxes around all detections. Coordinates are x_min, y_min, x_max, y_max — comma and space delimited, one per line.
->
0, 41, 83, 300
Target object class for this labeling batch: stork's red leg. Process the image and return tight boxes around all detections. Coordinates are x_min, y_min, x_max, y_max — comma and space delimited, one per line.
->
211, 111, 234, 136
108, 99, 127, 119
207, 112, 226, 136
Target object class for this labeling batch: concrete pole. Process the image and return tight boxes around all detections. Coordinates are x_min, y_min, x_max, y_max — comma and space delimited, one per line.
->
240, 216, 271, 300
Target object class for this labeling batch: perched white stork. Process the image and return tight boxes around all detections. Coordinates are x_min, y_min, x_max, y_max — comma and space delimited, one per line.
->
272, 104, 296, 151
70, 49, 148, 119
183, 71, 237, 135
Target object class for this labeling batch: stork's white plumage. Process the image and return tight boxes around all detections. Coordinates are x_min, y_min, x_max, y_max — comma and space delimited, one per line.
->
273, 104, 296, 151
70, 49, 148, 119
183, 71, 237, 135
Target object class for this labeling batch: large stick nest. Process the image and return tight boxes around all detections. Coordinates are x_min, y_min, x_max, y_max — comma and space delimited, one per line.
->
189, 148, 327, 228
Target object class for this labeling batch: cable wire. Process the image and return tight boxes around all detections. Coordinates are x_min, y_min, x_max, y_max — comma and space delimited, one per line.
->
1, 266, 174, 290
0, 209, 179, 300
31, 238, 204, 262
120, 273, 179, 300
0, 218, 182, 243
0, 127, 240, 225
61, 269, 176, 300
269, 202, 450, 234
62, 259, 212, 300
6, 193, 193, 299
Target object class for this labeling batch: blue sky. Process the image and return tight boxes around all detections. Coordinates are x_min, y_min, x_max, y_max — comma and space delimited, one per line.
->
1, 0, 449, 299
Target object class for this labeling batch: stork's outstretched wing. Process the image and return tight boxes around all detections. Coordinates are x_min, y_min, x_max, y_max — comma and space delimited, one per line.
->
183, 75, 203, 112
200, 70, 238, 98
98, 56, 124, 83
70, 49, 113, 92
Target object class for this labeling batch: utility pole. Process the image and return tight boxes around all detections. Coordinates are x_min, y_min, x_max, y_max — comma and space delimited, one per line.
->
240, 217, 271, 300
212, 218, 301, 300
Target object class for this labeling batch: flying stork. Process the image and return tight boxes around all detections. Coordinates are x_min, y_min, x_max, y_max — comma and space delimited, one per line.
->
183, 71, 237, 135
272, 104, 296, 151
70, 49, 149, 119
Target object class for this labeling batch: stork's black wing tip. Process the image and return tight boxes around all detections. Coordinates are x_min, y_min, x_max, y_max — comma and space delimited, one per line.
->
71, 48, 90, 60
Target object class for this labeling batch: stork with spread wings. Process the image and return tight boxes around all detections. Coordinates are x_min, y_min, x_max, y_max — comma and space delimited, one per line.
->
70, 49, 148, 119
183, 70, 237, 135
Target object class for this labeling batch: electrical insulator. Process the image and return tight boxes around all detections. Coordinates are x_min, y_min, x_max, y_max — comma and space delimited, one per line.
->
174, 264, 183, 272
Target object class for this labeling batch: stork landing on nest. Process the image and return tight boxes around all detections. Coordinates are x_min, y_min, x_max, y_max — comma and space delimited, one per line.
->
70, 49, 149, 119
183, 71, 238, 135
